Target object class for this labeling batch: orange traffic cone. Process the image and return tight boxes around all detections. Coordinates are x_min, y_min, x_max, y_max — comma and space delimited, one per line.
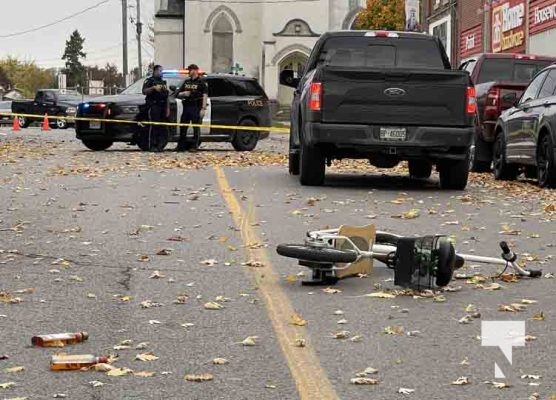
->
41, 114, 50, 131
12, 116, 20, 132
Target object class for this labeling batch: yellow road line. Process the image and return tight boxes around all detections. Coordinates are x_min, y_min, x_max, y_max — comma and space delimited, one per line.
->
214, 166, 338, 400
1, 112, 290, 133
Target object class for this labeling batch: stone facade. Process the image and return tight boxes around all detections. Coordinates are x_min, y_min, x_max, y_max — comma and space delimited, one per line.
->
153, 0, 365, 105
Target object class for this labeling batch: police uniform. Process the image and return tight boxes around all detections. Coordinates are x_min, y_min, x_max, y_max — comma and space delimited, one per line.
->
140, 75, 169, 152
176, 75, 207, 151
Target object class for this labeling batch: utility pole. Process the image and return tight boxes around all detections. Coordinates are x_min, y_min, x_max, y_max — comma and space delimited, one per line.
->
136, 0, 143, 76
122, 0, 128, 83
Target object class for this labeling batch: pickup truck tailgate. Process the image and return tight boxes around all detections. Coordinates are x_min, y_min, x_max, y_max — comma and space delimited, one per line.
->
320, 68, 470, 127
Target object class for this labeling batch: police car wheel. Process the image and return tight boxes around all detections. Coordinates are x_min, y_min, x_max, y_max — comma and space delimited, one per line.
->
82, 139, 113, 151
232, 119, 259, 151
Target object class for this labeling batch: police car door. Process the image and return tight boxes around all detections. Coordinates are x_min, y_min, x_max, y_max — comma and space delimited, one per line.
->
205, 77, 237, 133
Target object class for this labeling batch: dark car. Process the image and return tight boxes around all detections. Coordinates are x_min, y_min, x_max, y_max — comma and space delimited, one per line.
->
11, 89, 84, 129
493, 64, 556, 188
75, 71, 271, 151
459, 53, 556, 172
280, 30, 476, 189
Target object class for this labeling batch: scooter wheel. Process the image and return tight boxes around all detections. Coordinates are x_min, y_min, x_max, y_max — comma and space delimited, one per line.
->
276, 244, 357, 263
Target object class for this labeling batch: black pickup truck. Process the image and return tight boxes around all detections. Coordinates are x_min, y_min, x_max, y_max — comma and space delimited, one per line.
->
280, 30, 477, 189
11, 89, 84, 129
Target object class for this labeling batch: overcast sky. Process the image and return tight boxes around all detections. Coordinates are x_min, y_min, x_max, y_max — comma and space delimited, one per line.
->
0, 0, 155, 74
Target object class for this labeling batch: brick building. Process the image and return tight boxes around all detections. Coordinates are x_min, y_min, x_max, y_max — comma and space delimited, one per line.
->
458, 0, 486, 63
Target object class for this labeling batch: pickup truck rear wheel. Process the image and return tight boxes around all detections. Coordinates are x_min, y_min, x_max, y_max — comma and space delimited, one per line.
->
299, 143, 325, 186
438, 157, 469, 190
82, 139, 113, 151
408, 160, 432, 179
493, 133, 518, 181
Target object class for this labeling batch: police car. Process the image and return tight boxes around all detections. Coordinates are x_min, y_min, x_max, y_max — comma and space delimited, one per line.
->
75, 70, 272, 151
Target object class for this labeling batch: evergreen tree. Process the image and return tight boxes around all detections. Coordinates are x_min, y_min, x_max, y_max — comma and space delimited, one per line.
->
62, 30, 87, 87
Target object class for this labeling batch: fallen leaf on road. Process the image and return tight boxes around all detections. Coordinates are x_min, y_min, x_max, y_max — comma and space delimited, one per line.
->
213, 358, 229, 365
294, 338, 306, 347
265, 384, 277, 389
521, 375, 541, 380
3, 367, 24, 373
135, 352, 158, 361
0, 382, 16, 389
285, 274, 297, 283
141, 300, 163, 309
466, 275, 487, 284
148, 320, 161, 325
138, 255, 150, 262
350, 335, 363, 342
156, 249, 172, 256
106, 368, 133, 377
484, 283, 502, 290
364, 291, 396, 299
334, 331, 350, 339
0, 355, 8, 360
242, 336, 258, 346
53, 394, 68, 398
384, 326, 404, 335
544, 203, 556, 213
87, 293, 97, 299
532, 312, 545, 321
113, 345, 131, 351
290, 312, 307, 326
333, 310, 344, 315
452, 377, 470, 385
392, 209, 420, 219
119, 295, 132, 302
350, 377, 378, 385
135, 342, 148, 350
525, 335, 537, 342
242, 260, 264, 268
356, 367, 378, 377
92, 363, 115, 372
458, 316, 474, 324
500, 274, 519, 283
167, 236, 189, 242
337, 319, 348, 324
398, 388, 415, 394
201, 259, 218, 266
322, 287, 341, 294
149, 270, 165, 279
173, 294, 189, 304
465, 304, 477, 313
460, 357, 469, 366
433, 295, 447, 303
498, 304, 526, 312
484, 381, 511, 388
185, 373, 213, 382
204, 302, 224, 310
521, 299, 538, 304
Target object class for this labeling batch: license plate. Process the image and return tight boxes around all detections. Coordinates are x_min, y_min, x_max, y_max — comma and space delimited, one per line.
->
380, 127, 406, 141
89, 121, 101, 129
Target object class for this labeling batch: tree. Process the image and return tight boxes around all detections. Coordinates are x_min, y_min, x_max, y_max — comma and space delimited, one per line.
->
62, 30, 87, 87
0, 67, 10, 90
355, 0, 406, 31
0, 57, 55, 98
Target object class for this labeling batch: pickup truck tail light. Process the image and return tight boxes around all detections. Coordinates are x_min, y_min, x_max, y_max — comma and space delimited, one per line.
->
484, 86, 501, 120
466, 87, 477, 115
309, 82, 322, 111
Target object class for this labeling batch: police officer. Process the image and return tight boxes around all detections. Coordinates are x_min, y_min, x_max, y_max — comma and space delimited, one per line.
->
140, 64, 170, 152
176, 64, 208, 152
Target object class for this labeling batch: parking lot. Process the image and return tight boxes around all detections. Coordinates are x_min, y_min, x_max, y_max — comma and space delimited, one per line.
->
1, 127, 555, 399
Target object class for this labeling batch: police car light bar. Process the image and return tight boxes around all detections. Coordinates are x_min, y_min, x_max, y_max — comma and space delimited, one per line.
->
365, 31, 399, 38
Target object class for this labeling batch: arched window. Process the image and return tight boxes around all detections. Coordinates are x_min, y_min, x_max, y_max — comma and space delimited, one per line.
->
212, 14, 234, 73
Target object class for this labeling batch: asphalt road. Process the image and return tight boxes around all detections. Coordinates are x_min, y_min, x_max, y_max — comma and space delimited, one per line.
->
1, 127, 555, 400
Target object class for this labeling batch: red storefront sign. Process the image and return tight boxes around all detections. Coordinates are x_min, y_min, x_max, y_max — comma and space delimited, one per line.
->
529, 0, 556, 35
460, 24, 483, 59
491, 0, 527, 53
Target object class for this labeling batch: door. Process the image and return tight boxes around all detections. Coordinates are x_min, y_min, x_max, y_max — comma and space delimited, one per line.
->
33, 91, 49, 119
525, 69, 556, 161
205, 77, 237, 134
505, 70, 548, 160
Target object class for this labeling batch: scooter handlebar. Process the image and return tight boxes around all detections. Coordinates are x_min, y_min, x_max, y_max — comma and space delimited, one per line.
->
500, 241, 511, 255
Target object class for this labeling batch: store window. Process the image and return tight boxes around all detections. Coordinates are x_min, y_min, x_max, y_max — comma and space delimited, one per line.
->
429, 16, 451, 61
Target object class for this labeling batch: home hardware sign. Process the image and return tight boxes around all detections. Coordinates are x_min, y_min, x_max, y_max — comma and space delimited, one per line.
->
491, 0, 526, 53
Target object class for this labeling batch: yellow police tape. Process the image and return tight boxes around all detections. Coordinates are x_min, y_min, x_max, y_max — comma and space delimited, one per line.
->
1, 111, 290, 133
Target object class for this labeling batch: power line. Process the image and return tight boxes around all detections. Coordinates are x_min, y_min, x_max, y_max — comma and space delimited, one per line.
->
0, 0, 114, 38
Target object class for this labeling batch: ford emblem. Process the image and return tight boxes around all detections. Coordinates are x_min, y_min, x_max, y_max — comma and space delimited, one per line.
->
384, 87, 406, 97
